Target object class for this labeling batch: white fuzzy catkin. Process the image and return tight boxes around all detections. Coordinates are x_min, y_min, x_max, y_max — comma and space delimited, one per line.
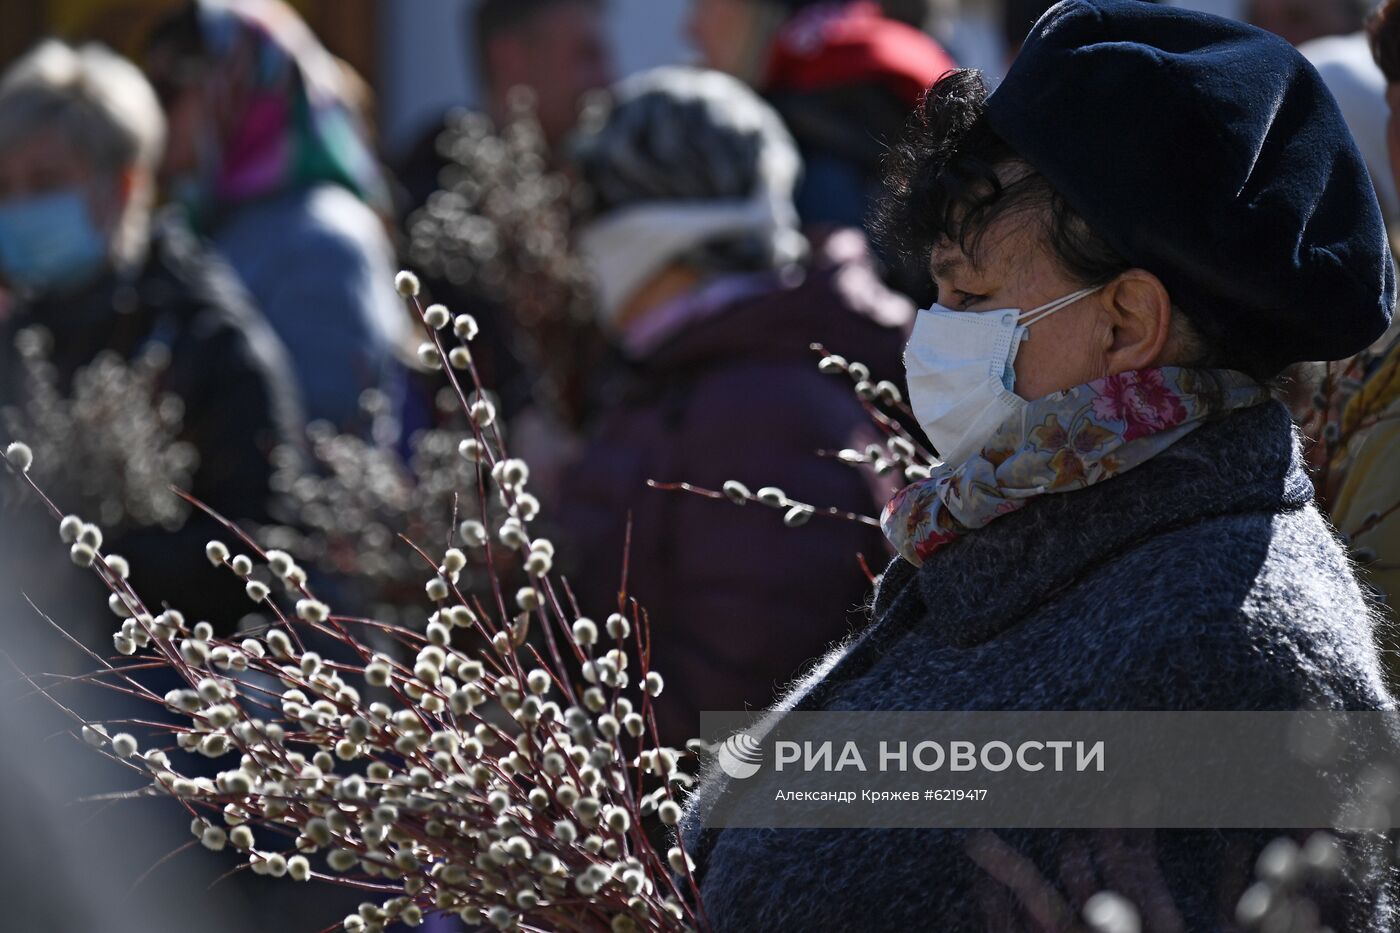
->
58, 514, 83, 543
783, 505, 814, 528
287, 854, 311, 882
70, 542, 96, 568
4, 441, 32, 473
458, 438, 484, 463
327, 848, 358, 872
266, 628, 294, 658
667, 846, 694, 873
395, 270, 421, 297
1083, 891, 1141, 933
78, 523, 102, 549
497, 458, 529, 488
459, 519, 488, 548
722, 480, 751, 504
365, 660, 391, 687
497, 518, 528, 550
453, 314, 479, 340
423, 304, 451, 329
573, 617, 598, 647
442, 548, 467, 574
757, 486, 787, 507
470, 399, 496, 428
297, 599, 330, 623
417, 342, 443, 369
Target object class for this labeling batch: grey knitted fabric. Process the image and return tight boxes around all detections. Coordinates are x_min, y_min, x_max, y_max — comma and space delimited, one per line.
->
681, 399, 1397, 931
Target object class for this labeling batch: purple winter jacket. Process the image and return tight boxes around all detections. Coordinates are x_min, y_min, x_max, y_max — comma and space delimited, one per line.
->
551, 231, 914, 745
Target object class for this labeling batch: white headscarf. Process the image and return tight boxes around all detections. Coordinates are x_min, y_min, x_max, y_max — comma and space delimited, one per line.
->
572, 66, 806, 327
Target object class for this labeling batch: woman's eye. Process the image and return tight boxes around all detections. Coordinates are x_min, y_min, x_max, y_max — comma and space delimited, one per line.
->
953, 291, 987, 310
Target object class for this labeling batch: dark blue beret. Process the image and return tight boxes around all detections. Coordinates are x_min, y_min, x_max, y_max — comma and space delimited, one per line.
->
986, 0, 1395, 369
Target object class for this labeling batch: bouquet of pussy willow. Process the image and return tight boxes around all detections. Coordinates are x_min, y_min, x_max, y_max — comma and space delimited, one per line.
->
0, 272, 712, 933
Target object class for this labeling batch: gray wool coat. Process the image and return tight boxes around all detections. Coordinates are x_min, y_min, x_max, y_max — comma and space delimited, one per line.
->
681, 399, 1398, 932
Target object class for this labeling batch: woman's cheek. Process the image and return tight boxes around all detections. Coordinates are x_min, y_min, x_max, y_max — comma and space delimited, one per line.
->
1016, 320, 1098, 401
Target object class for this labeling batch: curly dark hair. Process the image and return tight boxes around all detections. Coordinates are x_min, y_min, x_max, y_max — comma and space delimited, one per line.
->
875, 68, 1289, 382
875, 69, 1130, 294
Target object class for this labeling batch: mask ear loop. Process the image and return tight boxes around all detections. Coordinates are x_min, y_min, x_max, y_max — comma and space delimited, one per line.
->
1017, 285, 1104, 327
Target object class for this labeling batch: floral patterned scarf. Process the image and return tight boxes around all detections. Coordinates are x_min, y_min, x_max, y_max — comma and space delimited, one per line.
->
881, 368, 1273, 566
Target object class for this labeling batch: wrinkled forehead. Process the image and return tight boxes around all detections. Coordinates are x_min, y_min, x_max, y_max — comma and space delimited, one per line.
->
926, 210, 1043, 282
925, 158, 1044, 277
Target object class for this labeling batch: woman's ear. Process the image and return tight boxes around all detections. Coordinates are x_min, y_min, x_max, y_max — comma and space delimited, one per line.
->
1101, 268, 1173, 374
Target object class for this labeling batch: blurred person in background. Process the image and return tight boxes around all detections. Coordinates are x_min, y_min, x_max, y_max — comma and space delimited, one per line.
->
550, 66, 914, 745
397, 0, 615, 210
391, 0, 618, 429
0, 41, 301, 931
929, 0, 1009, 76
1301, 22, 1400, 222
1247, 0, 1375, 47
880, 0, 956, 29
1326, 0, 1400, 687
471, 0, 614, 149
1244, 0, 1400, 221
144, 0, 406, 435
0, 39, 302, 633
687, 0, 956, 241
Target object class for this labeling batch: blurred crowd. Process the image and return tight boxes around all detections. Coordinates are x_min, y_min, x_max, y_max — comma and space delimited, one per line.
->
1, 0, 1399, 928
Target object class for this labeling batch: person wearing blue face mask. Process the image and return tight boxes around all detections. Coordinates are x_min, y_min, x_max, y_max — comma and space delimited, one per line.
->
0, 177, 109, 293
0, 39, 303, 634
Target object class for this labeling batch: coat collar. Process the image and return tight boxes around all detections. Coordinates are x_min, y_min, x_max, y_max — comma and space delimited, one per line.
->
792, 398, 1314, 711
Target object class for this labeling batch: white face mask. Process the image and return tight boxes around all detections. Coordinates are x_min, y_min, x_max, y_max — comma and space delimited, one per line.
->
903, 285, 1104, 468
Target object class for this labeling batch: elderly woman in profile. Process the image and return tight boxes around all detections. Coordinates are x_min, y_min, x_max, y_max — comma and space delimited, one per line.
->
682, 1, 1399, 930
